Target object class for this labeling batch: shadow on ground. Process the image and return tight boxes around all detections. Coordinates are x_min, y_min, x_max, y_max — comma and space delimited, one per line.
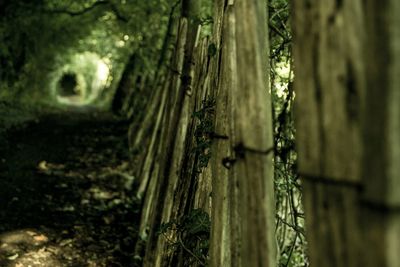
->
0, 109, 140, 267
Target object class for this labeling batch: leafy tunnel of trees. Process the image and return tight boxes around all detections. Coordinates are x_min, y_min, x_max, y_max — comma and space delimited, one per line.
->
0, 0, 399, 266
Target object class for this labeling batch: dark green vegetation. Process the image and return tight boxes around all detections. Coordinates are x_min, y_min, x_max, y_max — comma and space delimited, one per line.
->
0, 0, 305, 265
6, 0, 399, 266
0, 0, 171, 105
268, 1, 306, 266
158, 209, 211, 266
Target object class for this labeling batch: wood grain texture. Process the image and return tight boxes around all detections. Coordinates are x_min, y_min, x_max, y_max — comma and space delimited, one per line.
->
294, 1, 400, 266
293, 0, 365, 182
234, 0, 276, 266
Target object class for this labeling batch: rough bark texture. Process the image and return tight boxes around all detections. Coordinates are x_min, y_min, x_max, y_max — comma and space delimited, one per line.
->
128, 0, 276, 266
294, 0, 400, 266
234, 0, 275, 265
209, 0, 236, 265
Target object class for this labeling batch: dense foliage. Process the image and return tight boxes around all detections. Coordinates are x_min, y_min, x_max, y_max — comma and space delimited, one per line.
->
0, 0, 308, 265
0, 0, 173, 105
269, 0, 308, 266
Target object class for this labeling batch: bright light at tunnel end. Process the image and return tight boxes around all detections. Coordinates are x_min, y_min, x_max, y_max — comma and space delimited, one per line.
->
53, 52, 110, 107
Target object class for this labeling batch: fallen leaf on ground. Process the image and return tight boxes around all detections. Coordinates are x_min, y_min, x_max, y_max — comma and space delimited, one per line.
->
7, 253, 19, 260
33, 234, 48, 242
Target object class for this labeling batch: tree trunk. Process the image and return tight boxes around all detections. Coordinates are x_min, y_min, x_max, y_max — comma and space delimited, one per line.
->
362, 1, 400, 266
210, 0, 276, 266
130, 0, 276, 266
233, 0, 276, 265
293, 0, 400, 266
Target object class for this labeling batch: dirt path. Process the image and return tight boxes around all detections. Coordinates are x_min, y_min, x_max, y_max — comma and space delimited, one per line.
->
0, 110, 140, 267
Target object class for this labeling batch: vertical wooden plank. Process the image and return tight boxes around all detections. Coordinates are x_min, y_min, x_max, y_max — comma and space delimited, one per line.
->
234, 0, 276, 266
293, 0, 365, 182
210, 1, 236, 266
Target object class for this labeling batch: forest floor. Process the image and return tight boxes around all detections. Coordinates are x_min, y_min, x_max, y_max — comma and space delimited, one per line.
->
0, 107, 141, 267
